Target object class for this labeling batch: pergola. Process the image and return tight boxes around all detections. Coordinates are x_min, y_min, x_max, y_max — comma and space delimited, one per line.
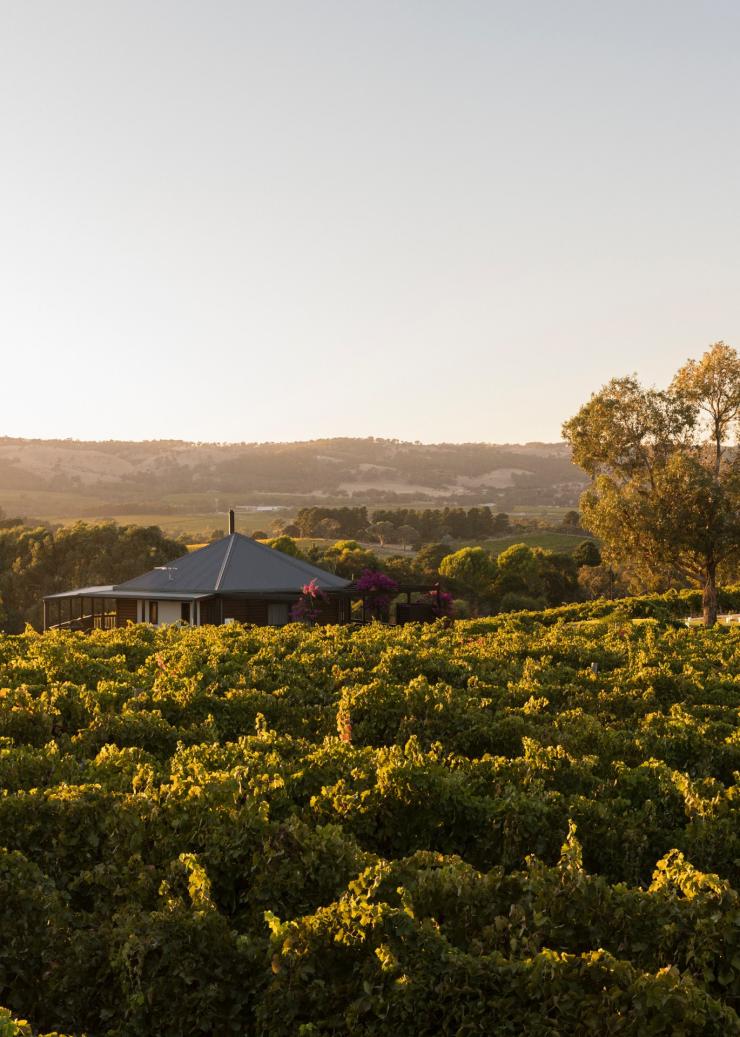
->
42, 588, 211, 632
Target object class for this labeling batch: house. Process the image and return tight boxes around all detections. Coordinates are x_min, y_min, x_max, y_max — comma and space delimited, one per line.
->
43, 511, 352, 631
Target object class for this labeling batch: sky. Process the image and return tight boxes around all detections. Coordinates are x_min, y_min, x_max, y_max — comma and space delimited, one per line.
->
1, 1, 740, 445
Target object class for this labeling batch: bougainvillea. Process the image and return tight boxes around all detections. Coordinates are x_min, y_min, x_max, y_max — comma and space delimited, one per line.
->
354, 568, 399, 619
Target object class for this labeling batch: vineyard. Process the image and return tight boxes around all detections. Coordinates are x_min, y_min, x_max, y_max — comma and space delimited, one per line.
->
2, 595, 740, 1035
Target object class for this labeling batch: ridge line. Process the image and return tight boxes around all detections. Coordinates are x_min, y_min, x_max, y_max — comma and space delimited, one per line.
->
214, 534, 237, 591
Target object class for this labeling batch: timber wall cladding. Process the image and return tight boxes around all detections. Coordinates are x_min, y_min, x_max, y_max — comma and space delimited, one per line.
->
221, 598, 270, 624
200, 599, 222, 625
116, 599, 138, 625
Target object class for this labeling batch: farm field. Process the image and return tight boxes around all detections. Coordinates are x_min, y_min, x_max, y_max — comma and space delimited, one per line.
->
38, 512, 285, 539
0, 490, 115, 520
477, 530, 597, 555
2, 594, 740, 1035
1, 491, 573, 536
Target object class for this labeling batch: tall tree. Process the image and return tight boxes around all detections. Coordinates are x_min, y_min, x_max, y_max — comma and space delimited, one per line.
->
495, 543, 544, 599
396, 524, 421, 550
439, 546, 498, 616
365, 521, 397, 546
563, 342, 740, 626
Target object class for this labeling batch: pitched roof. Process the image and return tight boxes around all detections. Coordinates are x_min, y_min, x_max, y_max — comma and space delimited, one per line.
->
44, 587, 212, 601
112, 533, 351, 595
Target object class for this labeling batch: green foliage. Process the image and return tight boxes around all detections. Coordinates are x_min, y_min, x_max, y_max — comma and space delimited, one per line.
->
313, 540, 380, 578
438, 541, 587, 614
295, 507, 370, 538
0, 1005, 76, 1037
439, 546, 498, 615
495, 543, 546, 607
573, 538, 602, 567
1, 605, 740, 1033
414, 542, 453, 576
0, 522, 183, 633
265, 535, 304, 558
563, 343, 740, 625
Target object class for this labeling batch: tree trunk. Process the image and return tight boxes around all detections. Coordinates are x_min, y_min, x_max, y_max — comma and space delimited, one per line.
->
703, 564, 718, 628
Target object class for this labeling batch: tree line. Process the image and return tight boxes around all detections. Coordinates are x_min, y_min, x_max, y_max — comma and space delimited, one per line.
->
0, 521, 183, 632
271, 535, 602, 616
287, 505, 583, 543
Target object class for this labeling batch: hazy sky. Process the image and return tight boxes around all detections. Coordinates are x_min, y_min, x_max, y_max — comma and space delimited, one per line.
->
2, 1, 739, 444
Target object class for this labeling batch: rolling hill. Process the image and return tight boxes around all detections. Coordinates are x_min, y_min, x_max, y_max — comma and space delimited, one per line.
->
0, 437, 589, 520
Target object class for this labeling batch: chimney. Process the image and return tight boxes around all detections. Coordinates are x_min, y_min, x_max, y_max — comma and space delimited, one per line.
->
228, 509, 235, 535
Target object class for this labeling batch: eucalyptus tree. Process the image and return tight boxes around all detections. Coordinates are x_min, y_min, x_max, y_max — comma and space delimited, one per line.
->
563, 342, 740, 626
439, 546, 498, 616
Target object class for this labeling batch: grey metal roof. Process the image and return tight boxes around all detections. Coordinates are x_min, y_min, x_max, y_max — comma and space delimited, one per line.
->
112, 533, 351, 595
44, 586, 211, 601
45, 585, 115, 600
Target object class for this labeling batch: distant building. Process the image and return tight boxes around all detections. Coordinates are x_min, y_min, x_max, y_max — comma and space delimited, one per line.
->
43, 511, 351, 630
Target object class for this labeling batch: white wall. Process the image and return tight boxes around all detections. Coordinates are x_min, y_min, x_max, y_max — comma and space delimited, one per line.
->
156, 600, 183, 626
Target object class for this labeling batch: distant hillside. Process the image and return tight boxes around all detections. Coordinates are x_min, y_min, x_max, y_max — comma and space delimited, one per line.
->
0, 437, 589, 518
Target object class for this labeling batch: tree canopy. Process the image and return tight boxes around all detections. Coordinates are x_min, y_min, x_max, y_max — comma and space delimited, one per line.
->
439, 547, 498, 616
0, 522, 184, 632
563, 342, 740, 625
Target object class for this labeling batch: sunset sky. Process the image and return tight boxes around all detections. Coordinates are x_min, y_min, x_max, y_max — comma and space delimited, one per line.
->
2, 1, 739, 443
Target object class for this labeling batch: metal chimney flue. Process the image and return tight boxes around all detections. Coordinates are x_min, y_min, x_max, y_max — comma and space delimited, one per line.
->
228, 509, 235, 535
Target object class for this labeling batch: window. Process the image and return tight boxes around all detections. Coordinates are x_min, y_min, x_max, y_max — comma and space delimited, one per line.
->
267, 602, 290, 626
180, 601, 191, 623
148, 601, 158, 625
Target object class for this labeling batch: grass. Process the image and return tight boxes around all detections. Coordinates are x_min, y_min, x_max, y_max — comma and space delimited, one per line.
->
19, 512, 285, 539
476, 531, 596, 555
0, 489, 112, 517
506, 505, 574, 518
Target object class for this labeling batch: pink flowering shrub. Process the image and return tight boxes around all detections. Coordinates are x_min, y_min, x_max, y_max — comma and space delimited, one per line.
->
355, 569, 399, 620
290, 578, 327, 623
